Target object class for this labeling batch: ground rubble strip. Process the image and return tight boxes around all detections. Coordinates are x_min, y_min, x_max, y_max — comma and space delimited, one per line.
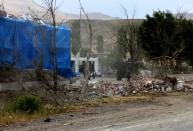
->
87, 76, 193, 97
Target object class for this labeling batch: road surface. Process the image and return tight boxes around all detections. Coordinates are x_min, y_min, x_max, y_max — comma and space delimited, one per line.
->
88, 111, 193, 131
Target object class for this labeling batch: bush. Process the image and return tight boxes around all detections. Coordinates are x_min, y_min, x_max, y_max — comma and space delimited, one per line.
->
7, 95, 42, 114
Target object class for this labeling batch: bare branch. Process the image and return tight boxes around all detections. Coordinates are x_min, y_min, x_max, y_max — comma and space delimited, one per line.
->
121, 5, 129, 21
78, 0, 95, 99
176, 6, 183, 19
119, 5, 138, 59
0, 0, 4, 11
78, 0, 93, 58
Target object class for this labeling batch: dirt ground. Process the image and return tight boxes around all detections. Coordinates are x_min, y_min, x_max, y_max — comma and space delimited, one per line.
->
1, 74, 193, 131
1, 91, 193, 131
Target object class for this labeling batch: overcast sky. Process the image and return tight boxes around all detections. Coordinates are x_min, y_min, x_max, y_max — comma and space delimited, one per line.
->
34, 0, 193, 18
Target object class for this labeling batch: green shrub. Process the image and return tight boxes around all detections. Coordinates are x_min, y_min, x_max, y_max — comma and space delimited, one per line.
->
7, 95, 42, 114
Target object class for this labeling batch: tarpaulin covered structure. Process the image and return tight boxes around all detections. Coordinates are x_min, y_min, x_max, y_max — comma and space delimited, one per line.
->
0, 17, 75, 78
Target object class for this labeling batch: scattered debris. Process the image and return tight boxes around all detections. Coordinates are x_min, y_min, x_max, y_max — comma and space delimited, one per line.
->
86, 75, 190, 97
176, 80, 184, 91
63, 123, 72, 126
139, 69, 152, 77
44, 118, 51, 122
184, 81, 193, 91
127, 76, 186, 93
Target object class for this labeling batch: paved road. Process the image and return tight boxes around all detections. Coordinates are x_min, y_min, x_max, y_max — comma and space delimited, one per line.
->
88, 111, 193, 131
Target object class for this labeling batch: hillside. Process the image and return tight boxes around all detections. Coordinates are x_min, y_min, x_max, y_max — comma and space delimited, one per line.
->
2, 0, 115, 21
66, 19, 143, 53
3, 0, 42, 16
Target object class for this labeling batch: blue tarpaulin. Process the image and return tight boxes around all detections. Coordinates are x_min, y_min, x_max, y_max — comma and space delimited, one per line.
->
0, 17, 75, 78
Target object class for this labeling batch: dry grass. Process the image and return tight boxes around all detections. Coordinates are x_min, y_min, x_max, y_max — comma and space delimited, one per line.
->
167, 92, 185, 96
100, 96, 152, 103
86, 95, 152, 106
0, 105, 86, 127
0, 112, 48, 127
0, 95, 152, 127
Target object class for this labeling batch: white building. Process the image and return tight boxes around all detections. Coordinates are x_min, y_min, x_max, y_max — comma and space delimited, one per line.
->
71, 53, 100, 75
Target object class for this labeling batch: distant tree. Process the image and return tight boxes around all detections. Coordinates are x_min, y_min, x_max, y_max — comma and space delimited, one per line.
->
175, 18, 193, 65
71, 20, 81, 55
117, 28, 130, 59
96, 35, 104, 53
139, 10, 193, 70
101, 44, 126, 70
80, 48, 90, 57
117, 25, 138, 59
139, 11, 176, 60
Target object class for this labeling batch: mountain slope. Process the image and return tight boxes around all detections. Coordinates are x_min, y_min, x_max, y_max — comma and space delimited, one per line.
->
65, 12, 116, 20
3, 0, 41, 16
2, 0, 115, 20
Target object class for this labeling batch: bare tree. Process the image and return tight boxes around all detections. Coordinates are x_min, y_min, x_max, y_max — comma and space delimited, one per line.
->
0, 0, 7, 17
41, 0, 58, 92
118, 6, 139, 59
78, 0, 94, 98
0, 0, 4, 11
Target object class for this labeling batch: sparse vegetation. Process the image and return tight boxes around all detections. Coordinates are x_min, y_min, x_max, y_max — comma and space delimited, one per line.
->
6, 95, 42, 114
0, 94, 152, 127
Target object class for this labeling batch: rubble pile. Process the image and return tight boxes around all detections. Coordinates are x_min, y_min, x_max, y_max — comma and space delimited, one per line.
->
87, 80, 126, 97
183, 81, 193, 91
98, 81, 126, 96
127, 76, 166, 93
88, 76, 189, 97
